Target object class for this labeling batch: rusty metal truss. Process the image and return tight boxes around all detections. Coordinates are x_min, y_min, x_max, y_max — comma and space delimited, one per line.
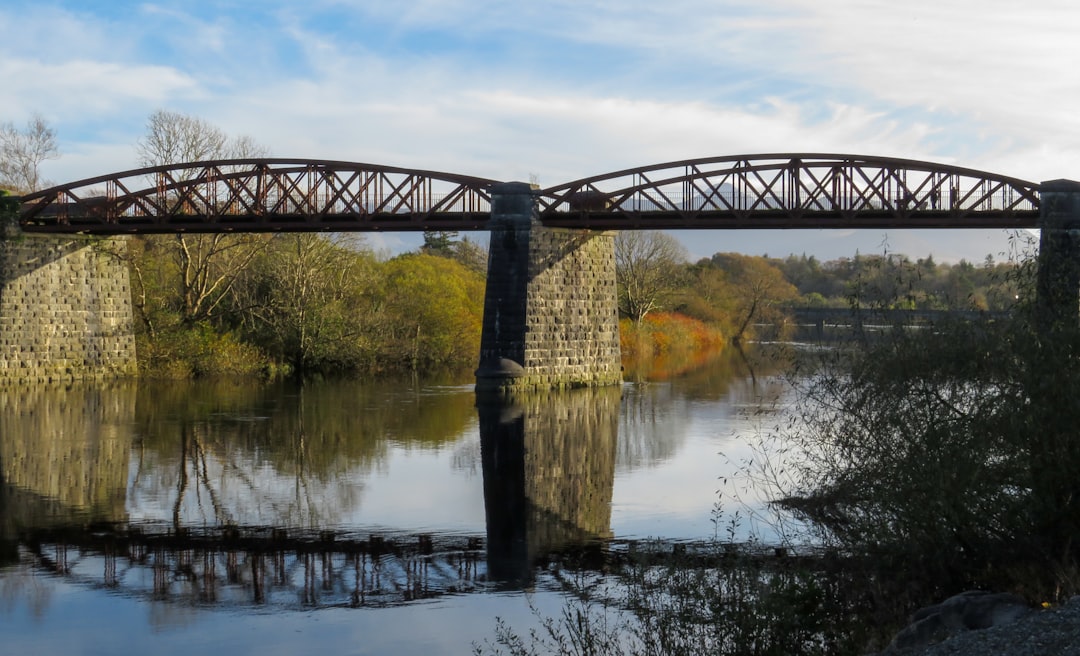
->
17, 159, 497, 234
539, 154, 1041, 230
15, 154, 1041, 234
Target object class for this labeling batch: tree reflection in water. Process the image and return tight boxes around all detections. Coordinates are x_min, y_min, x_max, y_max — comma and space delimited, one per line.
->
126, 377, 478, 529
0, 361, 783, 654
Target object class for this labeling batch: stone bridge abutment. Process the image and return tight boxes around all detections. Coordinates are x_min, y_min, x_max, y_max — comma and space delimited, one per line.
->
0, 234, 136, 385
1037, 180, 1080, 331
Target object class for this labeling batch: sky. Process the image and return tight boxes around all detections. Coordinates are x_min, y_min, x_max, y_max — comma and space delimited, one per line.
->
1, 0, 1076, 260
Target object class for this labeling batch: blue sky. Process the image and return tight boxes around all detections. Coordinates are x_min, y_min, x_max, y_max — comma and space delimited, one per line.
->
2, 0, 1076, 259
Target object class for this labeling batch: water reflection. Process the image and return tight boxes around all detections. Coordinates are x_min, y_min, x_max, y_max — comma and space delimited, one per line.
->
615, 348, 787, 471
0, 383, 136, 560
478, 387, 620, 583
0, 358, 787, 656
1, 379, 629, 606
617, 383, 689, 469
127, 378, 478, 529
17, 526, 486, 611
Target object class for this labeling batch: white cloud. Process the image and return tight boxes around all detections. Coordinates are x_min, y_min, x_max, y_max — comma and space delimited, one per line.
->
0, 59, 199, 120
8, 0, 1078, 265
138, 3, 232, 54
770, 0, 1080, 178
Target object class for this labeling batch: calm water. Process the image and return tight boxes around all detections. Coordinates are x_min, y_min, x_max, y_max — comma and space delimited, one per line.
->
0, 354, 789, 655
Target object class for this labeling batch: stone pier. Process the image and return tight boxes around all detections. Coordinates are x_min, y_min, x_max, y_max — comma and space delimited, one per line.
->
0, 234, 137, 385
475, 182, 622, 393
1036, 179, 1080, 332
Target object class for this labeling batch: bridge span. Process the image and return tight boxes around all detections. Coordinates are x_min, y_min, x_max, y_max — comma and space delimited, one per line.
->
1, 154, 1075, 390
15, 154, 1040, 233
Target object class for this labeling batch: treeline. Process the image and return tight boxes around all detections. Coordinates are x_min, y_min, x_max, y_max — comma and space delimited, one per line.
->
116, 231, 488, 378
2, 111, 1027, 378
58, 220, 1032, 381
619, 234, 1024, 350
771, 251, 1022, 311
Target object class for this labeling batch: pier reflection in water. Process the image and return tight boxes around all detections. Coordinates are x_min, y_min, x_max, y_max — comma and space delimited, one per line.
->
0, 355, 785, 654
0, 383, 135, 558
478, 387, 619, 583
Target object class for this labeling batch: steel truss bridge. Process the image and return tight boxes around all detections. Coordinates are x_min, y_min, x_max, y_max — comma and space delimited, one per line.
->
15, 154, 1041, 234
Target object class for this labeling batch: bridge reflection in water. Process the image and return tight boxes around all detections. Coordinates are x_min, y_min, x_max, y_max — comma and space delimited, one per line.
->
0, 382, 622, 608
19, 525, 488, 608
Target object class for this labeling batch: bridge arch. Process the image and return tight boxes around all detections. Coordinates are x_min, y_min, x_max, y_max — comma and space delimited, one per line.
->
16, 158, 498, 234
14, 153, 1042, 233
538, 153, 1040, 229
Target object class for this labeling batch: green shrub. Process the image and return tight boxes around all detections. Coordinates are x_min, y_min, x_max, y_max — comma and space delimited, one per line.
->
138, 323, 271, 378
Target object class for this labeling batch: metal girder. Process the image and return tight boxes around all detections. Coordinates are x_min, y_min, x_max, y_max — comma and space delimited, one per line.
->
15, 154, 1042, 233
538, 154, 1041, 230
16, 159, 497, 234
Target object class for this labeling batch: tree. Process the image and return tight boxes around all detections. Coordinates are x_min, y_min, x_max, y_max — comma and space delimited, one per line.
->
0, 113, 58, 192
420, 230, 488, 273
614, 231, 688, 324
421, 230, 458, 256
421, 231, 488, 274
133, 110, 271, 325
449, 236, 488, 274
136, 109, 262, 169
378, 254, 485, 368
236, 234, 383, 373
675, 264, 729, 324
0, 190, 17, 219
709, 253, 799, 344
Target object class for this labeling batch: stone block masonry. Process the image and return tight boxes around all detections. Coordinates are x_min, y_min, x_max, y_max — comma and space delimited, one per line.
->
0, 235, 136, 386
476, 182, 622, 393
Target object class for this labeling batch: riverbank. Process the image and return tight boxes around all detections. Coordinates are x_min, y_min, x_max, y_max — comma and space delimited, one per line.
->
893, 598, 1080, 655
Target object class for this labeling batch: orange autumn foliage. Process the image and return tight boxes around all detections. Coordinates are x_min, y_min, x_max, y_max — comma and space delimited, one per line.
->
620, 312, 726, 381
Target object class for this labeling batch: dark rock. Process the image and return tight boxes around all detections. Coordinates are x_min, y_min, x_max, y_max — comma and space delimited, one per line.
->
884, 590, 1032, 653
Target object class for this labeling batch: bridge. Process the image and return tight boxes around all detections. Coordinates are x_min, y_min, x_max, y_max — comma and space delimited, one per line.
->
2, 154, 1075, 389
13, 522, 812, 612
786, 307, 1012, 342
15, 154, 1039, 233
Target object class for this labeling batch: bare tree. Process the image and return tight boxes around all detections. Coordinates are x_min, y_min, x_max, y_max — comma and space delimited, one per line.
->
0, 113, 59, 192
134, 110, 272, 325
137, 109, 268, 169
614, 230, 688, 324
237, 233, 383, 372
137, 110, 224, 169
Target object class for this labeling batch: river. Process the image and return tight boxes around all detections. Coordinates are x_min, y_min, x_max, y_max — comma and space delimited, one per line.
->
0, 352, 791, 655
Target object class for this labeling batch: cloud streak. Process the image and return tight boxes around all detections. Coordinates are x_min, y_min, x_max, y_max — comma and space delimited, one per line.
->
2, 0, 1073, 259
